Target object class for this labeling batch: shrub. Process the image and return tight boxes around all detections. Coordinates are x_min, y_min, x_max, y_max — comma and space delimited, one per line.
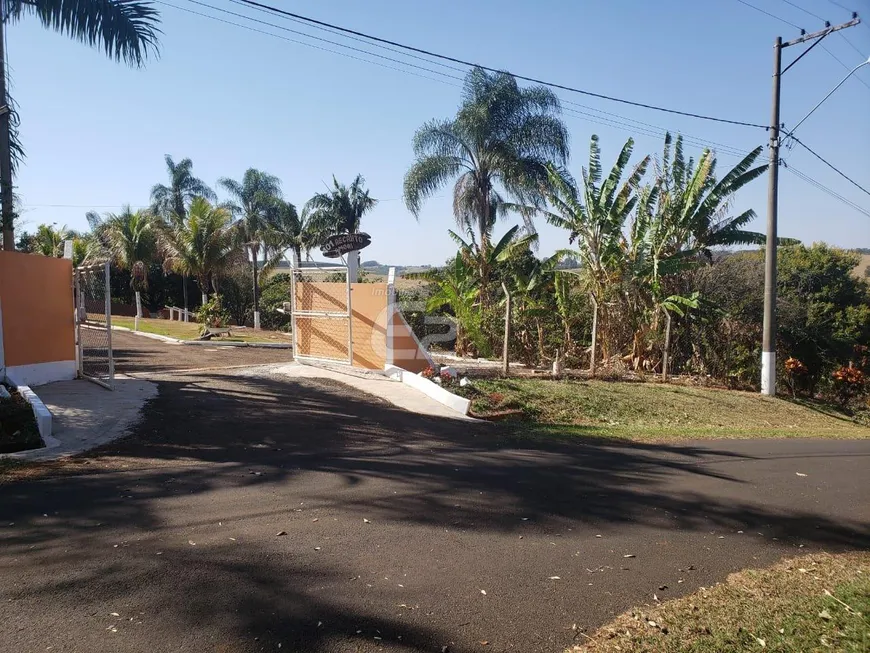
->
831, 365, 865, 407
196, 296, 231, 333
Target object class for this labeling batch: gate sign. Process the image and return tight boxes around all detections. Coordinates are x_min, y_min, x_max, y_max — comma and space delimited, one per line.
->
321, 232, 371, 258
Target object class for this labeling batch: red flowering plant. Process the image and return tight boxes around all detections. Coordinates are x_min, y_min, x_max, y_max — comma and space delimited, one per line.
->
784, 357, 809, 398
421, 366, 436, 380
831, 364, 866, 406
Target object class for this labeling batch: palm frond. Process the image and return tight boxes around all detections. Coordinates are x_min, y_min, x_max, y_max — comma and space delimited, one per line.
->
10, 0, 161, 67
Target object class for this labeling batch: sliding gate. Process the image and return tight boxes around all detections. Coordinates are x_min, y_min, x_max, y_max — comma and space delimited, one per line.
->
290, 266, 352, 365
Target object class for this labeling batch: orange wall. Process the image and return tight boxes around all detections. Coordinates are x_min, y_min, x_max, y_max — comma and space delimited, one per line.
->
293, 280, 430, 372
0, 251, 75, 366
391, 311, 431, 373
351, 283, 388, 369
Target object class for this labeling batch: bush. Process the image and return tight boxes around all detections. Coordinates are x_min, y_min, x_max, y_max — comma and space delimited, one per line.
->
259, 274, 293, 331
196, 296, 230, 333
0, 391, 43, 453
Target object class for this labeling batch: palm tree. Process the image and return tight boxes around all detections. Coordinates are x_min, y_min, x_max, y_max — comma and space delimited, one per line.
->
262, 199, 304, 269
150, 155, 216, 221
302, 174, 377, 248
150, 155, 216, 316
1, 0, 161, 250
99, 206, 157, 320
32, 223, 72, 257
403, 67, 569, 251
157, 197, 236, 304
217, 168, 282, 324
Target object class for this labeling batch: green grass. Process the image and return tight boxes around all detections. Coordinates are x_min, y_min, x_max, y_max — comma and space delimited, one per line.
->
112, 316, 292, 344
568, 551, 870, 653
458, 377, 870, 440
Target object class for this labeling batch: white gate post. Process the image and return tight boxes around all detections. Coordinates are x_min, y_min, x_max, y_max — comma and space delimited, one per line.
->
347, 250, 359, 283
104, 262, 114, 389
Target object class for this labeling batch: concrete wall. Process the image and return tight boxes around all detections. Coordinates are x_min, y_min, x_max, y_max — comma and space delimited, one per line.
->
0, 251, 75, 385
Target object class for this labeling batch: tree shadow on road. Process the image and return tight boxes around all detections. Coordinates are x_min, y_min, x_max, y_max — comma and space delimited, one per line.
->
2, 371, 869, 651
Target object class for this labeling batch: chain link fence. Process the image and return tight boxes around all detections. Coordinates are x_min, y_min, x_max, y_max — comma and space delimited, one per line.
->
75, 262, 114, 389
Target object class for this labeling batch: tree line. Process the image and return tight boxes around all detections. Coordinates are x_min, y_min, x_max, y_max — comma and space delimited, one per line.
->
399, 68, 869, 399
17, 161, 377, 323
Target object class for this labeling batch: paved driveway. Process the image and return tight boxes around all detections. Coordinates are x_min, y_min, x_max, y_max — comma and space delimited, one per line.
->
1, 334, 869, 652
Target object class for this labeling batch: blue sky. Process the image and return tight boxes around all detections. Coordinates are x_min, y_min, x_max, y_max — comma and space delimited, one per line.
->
9, 0, 870, 265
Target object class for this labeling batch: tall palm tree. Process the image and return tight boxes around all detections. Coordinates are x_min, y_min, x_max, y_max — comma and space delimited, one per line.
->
157, 197, 237, 304
217, 168, 281, 323
302, 174, 377, 248
262, 199, 304, 268
150, 155, 216, 221
150, 155, 216, 315
1, 0, 161, 250
99, 206, 157, 319
403, 67, 569, 250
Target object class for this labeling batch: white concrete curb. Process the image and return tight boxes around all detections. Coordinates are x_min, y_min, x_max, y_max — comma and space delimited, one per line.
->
384, 365, 471, 416
12, 384, 52, 440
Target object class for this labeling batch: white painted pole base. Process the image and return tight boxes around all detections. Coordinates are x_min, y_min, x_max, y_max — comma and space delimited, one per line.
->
134, 291, 142, 331
761, 351, 776, 396
253, 310, 261, 330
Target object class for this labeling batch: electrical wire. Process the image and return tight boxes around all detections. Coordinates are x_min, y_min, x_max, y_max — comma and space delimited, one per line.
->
779, 0, 827, 22
783, 163, 870, 218
788, 136, 870, 198
822, 0, 857, 14
839, 32, 868, 58
160, 0, 759, 158
230, 0, 769, 129
152, 0, 462, 87
820, 44, 870, 91
734, 0, 805, 29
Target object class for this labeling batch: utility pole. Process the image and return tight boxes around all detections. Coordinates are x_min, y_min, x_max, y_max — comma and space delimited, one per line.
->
0, 6, 15, 252
761, 14, 861, 396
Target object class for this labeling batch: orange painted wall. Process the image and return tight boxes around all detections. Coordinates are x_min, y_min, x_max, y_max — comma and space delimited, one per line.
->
391, 312, 431, 373
293, 280, 430, 372
350, 283, 388, 369
0, 251, 74, 366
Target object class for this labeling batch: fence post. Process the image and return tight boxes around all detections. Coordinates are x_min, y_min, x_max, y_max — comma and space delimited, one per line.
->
589, 294, 598, 376
502, 282, 512, 376
104, 262, 114, 389
662, 308, 672, 382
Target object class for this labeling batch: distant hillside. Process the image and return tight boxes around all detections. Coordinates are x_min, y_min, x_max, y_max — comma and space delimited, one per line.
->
361, 260, 433, 276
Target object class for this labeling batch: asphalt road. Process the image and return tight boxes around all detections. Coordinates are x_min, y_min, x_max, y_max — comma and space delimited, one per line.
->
1, 335, 869, 652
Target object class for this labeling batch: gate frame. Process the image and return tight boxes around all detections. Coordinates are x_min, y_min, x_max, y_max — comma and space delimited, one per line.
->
290, 263, 353, 366
74, 261, 114, 390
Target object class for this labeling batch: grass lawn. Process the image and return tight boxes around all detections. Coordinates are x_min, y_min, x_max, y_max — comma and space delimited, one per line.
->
111, 316, 292, 344
458, 377, 870, 440
568, 551, 870, 653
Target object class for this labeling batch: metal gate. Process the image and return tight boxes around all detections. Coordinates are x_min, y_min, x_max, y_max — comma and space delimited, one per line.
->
290, 265, 352, 365
74, 262, 114, 389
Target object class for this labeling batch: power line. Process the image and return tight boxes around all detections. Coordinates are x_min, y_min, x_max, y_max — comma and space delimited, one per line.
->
839, 32, 868, 58
232, 0, 769, 129
172, 0, 464, 83
734, 0, 870, 92
153, 1, 461, 87
779, 0, 826, 22
822, 0, 857, 14
821, 43, 870, 91
162, 0, 759, 158
783, 162, 870, 217
735, 0, 805, 29
225, 0, 467, 75
788, 135, 870, 198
